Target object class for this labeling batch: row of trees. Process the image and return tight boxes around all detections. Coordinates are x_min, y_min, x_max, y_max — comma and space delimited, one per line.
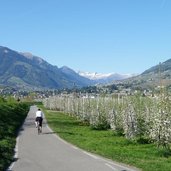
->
43, 94, 171, 149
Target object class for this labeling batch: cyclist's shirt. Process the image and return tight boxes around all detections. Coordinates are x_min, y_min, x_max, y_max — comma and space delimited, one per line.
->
36, 111, 43, 118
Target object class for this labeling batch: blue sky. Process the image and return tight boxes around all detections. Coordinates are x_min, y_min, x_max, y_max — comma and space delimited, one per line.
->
0, 0, 171, 74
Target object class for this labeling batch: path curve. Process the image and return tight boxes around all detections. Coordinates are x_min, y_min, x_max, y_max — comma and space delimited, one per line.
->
8, 105, 140, 171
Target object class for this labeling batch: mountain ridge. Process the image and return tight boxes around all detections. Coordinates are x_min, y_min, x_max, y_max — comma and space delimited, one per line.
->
2, 45, 169, 91
0, 46, 92, 90
117, 59, 171, 90
78, 71, 136, 84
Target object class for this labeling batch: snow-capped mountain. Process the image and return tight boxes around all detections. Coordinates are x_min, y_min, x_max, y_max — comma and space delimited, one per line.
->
78, 71, 136, 84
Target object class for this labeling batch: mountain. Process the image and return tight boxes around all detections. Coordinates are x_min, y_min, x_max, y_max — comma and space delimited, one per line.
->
142, 59, 171, 75
118, 59, 171, 90
0, 46, 92, 90
78, 71, 135, 84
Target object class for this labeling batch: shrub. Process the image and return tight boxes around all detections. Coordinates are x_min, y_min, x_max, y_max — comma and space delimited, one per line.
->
0, 101, 30, 171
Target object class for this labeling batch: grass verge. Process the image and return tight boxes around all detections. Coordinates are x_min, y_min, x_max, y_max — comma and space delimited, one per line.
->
43, 108, 171, 171
0, 101, 31, 171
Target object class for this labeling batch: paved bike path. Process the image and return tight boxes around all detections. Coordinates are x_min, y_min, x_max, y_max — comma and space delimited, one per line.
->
8, 105, 140, 171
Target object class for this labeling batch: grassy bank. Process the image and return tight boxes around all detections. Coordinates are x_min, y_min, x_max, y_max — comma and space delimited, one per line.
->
0, 99, 30, 171
43, 108, 171, 171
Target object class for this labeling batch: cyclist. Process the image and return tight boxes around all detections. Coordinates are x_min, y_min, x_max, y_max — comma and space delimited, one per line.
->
35, 108, 44, 130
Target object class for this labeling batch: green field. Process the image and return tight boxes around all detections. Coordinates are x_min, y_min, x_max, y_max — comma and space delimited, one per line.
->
44, 108, 171, 171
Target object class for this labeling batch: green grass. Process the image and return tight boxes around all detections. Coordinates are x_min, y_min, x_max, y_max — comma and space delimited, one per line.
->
0, 100, 31, 171
43, 108, 171, 171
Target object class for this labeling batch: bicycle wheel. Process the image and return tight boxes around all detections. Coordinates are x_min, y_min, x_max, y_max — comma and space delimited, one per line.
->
37, 121, 41, 134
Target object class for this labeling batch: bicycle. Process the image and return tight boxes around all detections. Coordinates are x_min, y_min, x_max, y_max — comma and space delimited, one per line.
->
36, 117, 42, 135
37, 120, 42, 134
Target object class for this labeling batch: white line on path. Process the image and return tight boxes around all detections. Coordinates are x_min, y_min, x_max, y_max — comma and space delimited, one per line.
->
105, 163, 117, 171
82, 151, 100, 160
105, 160, 134, 171
46, 124, 70, 146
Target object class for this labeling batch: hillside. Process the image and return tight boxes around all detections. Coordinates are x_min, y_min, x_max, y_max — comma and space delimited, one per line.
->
1, 46, 170, 91
0, 46, 92, 90
118, 59, 171, 90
